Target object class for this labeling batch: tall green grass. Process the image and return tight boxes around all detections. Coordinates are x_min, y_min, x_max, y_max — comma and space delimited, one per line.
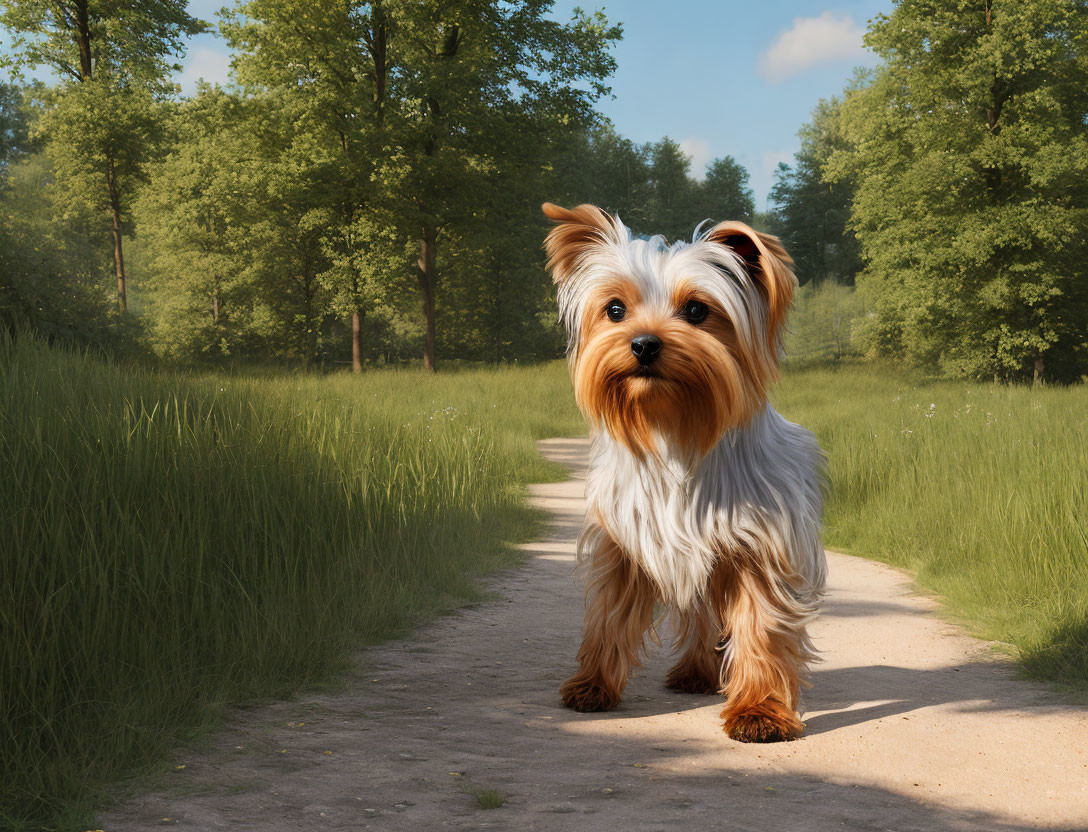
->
0, 334, 581, 831
774, 364, 1088, 688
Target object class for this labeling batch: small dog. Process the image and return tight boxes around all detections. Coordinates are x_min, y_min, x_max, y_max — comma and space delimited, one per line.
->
542, 203, 826, 742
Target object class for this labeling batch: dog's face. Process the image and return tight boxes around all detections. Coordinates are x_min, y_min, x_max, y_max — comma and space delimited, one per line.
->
542, 203, 796, 458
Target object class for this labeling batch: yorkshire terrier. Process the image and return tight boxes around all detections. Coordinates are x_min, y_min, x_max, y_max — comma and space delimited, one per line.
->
542, 203, 826, 743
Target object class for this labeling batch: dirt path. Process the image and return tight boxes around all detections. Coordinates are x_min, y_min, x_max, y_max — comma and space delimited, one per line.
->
101, 438, 1088, 832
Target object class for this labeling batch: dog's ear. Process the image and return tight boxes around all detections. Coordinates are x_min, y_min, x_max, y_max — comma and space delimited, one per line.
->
542, 202, 620, 285
705, 222, 796, 345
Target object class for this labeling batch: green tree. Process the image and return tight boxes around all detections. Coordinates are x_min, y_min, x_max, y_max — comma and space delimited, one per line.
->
553, 122, 651, 228
830, 0, 1088, 381
36, 79, 162, 315
1, 151, 114, 338
771, 96, 861, 286
438, 110, 573, 363
0, 0, 205, 314
225, 1, 620, 372
136, 89, 263, 360
644, 136, 694, 240
697, 155, 754, 224
383, 2, 621, 371
554, 127, 755, 243
135, 87, 350, 364
221, 0, 393, 371
0, 82, 112, 337
0, 81, 34, 167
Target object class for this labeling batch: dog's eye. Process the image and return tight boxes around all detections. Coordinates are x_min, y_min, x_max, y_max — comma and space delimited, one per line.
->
683, 300, 709, 324
605, 299, 626, 322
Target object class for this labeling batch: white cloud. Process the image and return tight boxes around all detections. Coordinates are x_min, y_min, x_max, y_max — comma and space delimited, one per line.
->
176, 44, 232, 96
758, 12, 867, 83
679, 137, 711, 180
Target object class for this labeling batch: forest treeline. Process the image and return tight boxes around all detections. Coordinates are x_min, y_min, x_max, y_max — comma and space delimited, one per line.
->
0, 0, 756, 370
2, 0, 1087, 381
774, 2, 1088, 382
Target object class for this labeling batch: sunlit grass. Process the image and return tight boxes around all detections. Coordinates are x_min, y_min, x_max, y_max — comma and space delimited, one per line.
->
775, 362, 1088, 689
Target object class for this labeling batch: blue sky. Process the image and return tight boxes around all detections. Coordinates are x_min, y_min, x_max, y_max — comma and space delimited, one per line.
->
3, 0, 891, 209
555, 0, 890, 208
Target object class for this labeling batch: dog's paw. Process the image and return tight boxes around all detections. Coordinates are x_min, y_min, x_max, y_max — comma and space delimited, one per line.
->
560, 675, 621, 712
721, 700, 803, 743
664, 663, 720, 695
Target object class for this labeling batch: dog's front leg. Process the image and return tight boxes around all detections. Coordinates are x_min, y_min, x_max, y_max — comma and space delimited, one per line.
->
560, 527, 655, 712
717, 557, 814, 742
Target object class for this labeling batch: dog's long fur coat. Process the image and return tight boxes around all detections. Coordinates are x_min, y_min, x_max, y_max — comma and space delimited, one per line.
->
544, 202, 826, 742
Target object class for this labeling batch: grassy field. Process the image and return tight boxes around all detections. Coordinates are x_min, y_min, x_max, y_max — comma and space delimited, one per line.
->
774, 363, 1088, 689
4, 335, 1086, 830
0, 335, 582, 831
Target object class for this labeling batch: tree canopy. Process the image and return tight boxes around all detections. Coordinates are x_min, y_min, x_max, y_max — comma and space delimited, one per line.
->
828, 0, 1088, 381
1, 0, 205, 315
5, 0, 1086, 381
770, 95, 861, 287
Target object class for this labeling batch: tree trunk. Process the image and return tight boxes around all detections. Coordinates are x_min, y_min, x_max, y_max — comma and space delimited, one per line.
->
1033, 356, 1044, 385
410, 26, 458, 374
352, 309, 364, 373
106, 156, 127, 316
418, 224, 437, 372
74, 0, 93, 80
211, 288, 219, 325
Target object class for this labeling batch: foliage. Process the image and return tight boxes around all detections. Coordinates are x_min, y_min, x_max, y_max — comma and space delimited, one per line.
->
0, 84, 115, 339
0, 0, 205, 315
770, 95, 861, 286
552, 122, 653, 227
698, 154, 755, 225
784, 281, 866, 364
36, 77, 160, 237
0, 0, 205, 86
0, 80, 34, 166
827, 0, 1088, 381
1, 0, 762, 368
134, 87, 348, 363
220, 0, 623, 370
556, 125, 756, 241
643, 136, 696, 241
0, 152, 114, 338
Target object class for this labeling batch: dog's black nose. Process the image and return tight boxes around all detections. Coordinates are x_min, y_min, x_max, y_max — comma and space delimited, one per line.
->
631, 334, 662, 365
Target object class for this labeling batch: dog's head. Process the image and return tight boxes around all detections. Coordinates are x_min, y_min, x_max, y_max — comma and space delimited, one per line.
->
542, 202, 795, 458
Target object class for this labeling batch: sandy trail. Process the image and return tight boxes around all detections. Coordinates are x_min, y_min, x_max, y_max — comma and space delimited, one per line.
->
101, 438, 1088, 831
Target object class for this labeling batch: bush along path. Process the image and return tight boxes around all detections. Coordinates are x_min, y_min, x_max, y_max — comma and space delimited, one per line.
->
99, 439, 1088, 832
